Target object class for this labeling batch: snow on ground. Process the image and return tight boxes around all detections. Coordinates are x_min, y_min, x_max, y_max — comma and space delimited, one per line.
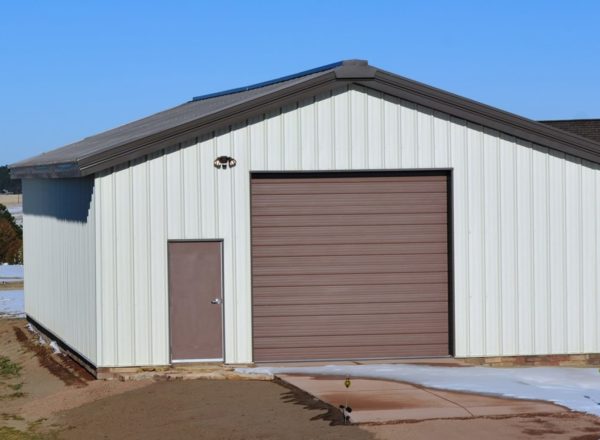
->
7, 205, 22, 225
238, 364, 600, 417
0, 264, 24, 282
0, 289, 24, 317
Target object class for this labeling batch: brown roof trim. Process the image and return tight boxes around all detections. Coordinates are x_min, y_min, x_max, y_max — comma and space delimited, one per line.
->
364, 69, 600, 163
11, 60, 600, 178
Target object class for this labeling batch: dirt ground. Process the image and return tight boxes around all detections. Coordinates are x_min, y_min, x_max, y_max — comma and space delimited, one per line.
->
2, 318, 600, 439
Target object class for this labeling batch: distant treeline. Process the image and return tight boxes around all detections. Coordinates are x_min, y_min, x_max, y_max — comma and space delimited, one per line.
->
0, 166, 21, 194
0, 203, 22, 264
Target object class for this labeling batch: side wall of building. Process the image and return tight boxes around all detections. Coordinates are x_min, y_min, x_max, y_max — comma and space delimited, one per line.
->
94, 84, 600, 367
23, 178, 97, 364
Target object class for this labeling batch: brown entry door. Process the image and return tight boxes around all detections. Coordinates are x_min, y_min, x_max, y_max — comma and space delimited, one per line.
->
168, 241, 223, 362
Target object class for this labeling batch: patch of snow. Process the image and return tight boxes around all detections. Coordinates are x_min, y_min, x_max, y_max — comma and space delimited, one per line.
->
0, 264, 24, 281
0, 289, 24, 318
37, 334, 46, 345
237, 364, 600, 417
49, 340, 61, 354
6, 205, 22, 226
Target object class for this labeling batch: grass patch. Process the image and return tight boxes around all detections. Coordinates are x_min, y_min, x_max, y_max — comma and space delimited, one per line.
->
0, 426, 52, 440
8, 382, 23, 391
1, 413, 25, 421
0, 391, 26, 400
0, 356, 21, 378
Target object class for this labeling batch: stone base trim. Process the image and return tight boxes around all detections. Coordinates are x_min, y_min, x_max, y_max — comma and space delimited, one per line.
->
457, 353, 600, 367
96, 364, 268, 381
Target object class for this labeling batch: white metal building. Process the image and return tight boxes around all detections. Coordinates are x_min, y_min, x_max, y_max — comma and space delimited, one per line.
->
11, 60, 600, 373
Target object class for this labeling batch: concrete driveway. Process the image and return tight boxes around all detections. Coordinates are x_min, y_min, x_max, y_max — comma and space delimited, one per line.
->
278, 374, 566, 424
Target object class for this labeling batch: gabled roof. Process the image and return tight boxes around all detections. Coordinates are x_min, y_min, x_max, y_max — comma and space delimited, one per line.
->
540, 119, 600, 143
11, 60, 600, 178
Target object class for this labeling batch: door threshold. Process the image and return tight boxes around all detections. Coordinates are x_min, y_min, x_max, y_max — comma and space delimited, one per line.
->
172, 358, 224, 364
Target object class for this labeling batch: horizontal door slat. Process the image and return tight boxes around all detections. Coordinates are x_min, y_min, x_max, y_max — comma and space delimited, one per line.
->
252, 243, 448, 257
252, 181, 446, 195
254, 344, 449, 362
253, 302, 448, 317
252, 213, 447, 227
254, 333, 449, 349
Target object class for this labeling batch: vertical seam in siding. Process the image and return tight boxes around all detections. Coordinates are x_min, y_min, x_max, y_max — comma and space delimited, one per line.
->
380, 93, 385, 167
497, 136, 503, 354
595, 165, 599, 351
348, 88, 353, 168
213, 134, 219, 236
314, 97, 319, 169
414, 105, 419, 167
296, 103, 302, 168
513, 142, 519, 354
364, 92, 369, 168
129, 164, 136, 364
197, 138, 203, 237
179, 144, 185, 237
111, 171, 119, 365
162, 152, 169, 363
331, 90, 336, 168
229, 129, 237, 361
546, 151, 552, 353
431, 111, 436, 166
146, 157, 153, 362
562, 157, 568, 352
579, 161, 584, 352
480, 130, 486, 354
529, 146, 535, 353
464, 123, 470, 355
280, 108, 285, 169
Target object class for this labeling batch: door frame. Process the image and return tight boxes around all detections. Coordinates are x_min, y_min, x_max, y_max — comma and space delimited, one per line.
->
167, 239, 225, 364
249, 169, 455, 362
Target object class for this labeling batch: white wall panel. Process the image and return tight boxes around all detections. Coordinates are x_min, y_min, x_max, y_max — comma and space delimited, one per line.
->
23, 178, 96, 364
94, 84, 600, 366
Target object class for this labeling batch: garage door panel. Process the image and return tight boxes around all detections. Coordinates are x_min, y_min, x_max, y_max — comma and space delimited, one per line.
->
252, 175, 447, 185
252, 192, 447, 207
252, 243, 448, 257
252, 181, 446, 195
253, 284, 448, 305
253, 314, 448, 337
253, 204, 447, 216
252, 224, 446, 238
253, 301, 449, 317
253, 272, 448, 287
254, 344, 449, 361
253, 254, 448, 268
253, 263, 447, 276
251, 172, 450, 362
252, 213, 448, 227
254, 333, 449, 349
253, 234, 447, 246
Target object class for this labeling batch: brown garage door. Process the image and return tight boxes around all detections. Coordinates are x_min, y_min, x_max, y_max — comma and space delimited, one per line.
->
251, 172, 450, 362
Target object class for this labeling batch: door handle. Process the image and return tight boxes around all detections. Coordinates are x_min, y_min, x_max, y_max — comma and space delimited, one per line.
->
211, 298, 222, 305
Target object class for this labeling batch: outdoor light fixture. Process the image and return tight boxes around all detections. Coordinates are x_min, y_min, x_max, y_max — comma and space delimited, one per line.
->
214, 155, 237, 169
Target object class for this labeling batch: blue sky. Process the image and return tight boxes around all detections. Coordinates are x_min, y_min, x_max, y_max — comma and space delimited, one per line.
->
1, 1, 599, 165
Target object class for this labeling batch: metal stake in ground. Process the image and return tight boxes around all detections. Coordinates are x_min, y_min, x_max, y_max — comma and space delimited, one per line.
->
339, 376, 352, 424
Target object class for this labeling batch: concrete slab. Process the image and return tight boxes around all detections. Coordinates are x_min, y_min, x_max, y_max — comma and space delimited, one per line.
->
277, 373, 568, 424
430, 389, 565, 417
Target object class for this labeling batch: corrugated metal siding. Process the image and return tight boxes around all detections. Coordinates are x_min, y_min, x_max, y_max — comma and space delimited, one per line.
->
94, 84, 600, 366
23, 178, 96, 364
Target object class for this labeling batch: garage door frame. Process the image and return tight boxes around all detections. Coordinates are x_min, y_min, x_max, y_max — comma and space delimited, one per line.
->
249, 169, 455, 362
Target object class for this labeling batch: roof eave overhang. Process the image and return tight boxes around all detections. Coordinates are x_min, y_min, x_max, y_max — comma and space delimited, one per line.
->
10, 162, 82, 179
10, 62, 600, 179
361, 70, 600, 164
